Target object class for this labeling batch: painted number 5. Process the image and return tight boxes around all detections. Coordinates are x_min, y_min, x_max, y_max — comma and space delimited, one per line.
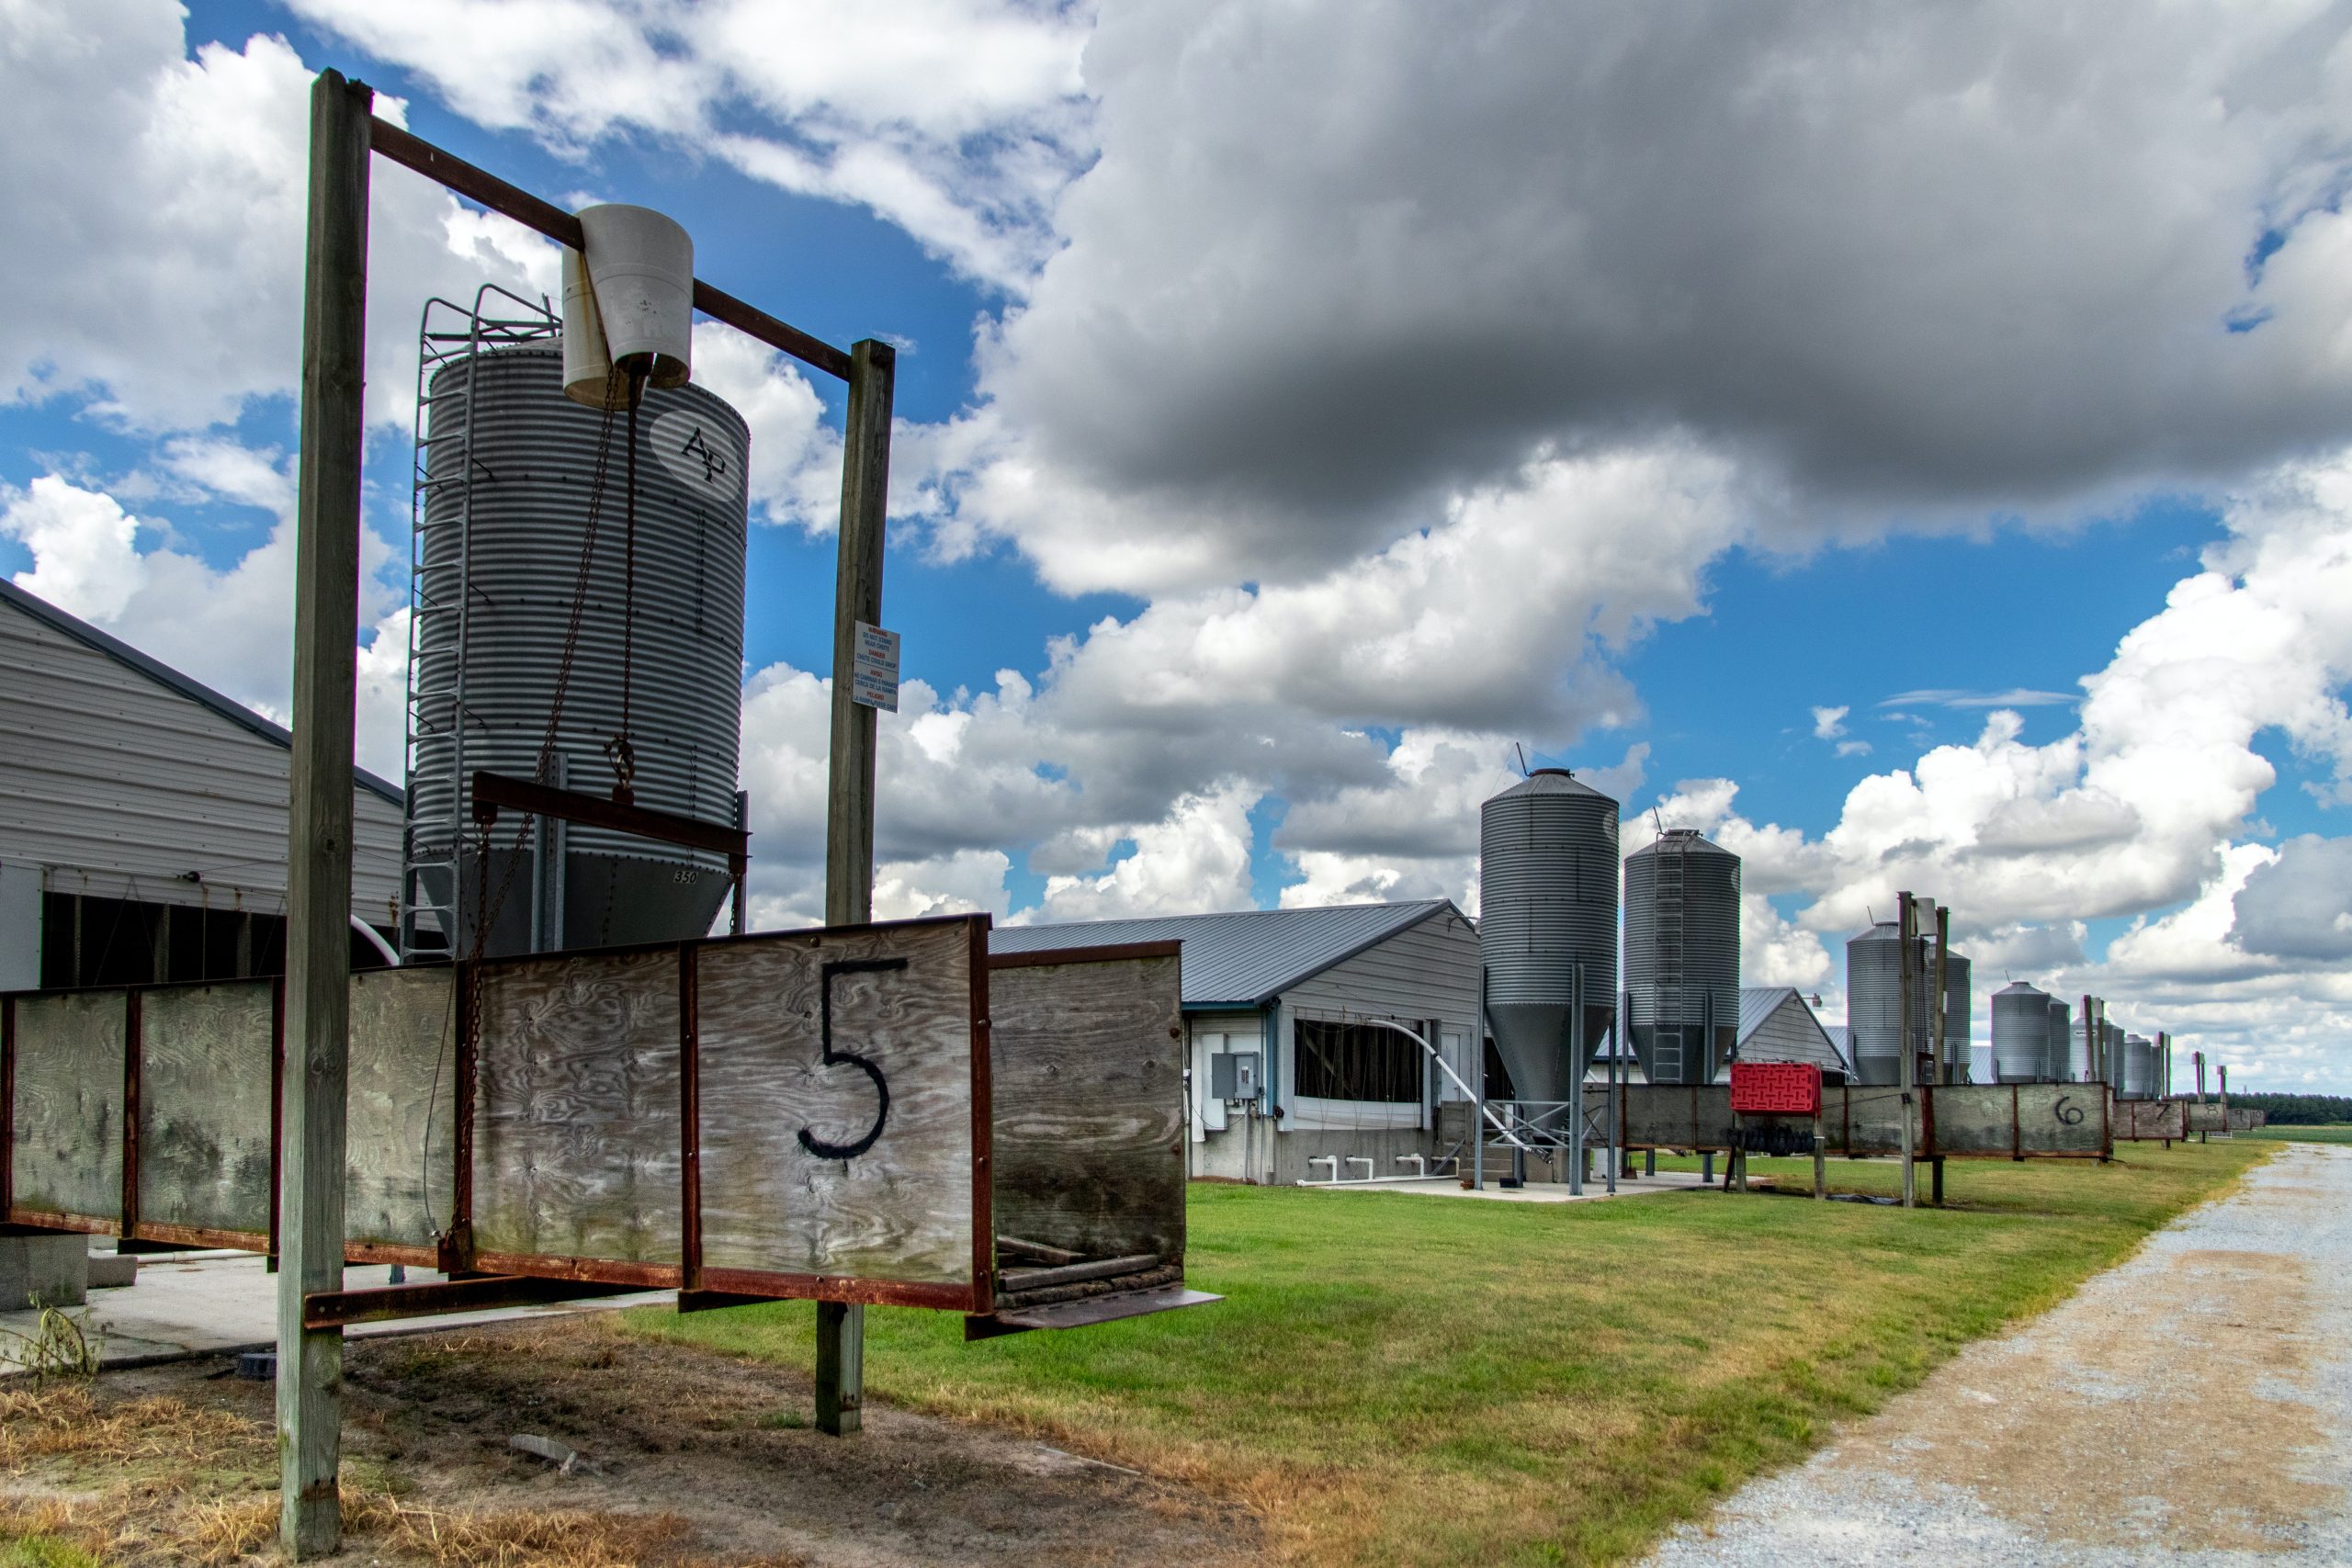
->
799, 957, 906, 1163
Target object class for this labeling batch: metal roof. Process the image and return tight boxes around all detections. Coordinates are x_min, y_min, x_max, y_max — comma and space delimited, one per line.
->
989, 898, 1456, 1008
0, 578, 404, 807
1736, 987, 1848, 1058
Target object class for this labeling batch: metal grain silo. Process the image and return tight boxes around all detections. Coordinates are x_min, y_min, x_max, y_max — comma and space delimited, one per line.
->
2044, 997, 2072, 1082
2121, 1033, 2156, 1100
2102, 1020, 2126, 1086
403, 344, 750, 958
1478, 770, 1621, 1104
1623, 829, 1741, 1086
1846, 923, 1908, 1087
1939, 947, 1972, 1084
1992, 982, 2052, 1083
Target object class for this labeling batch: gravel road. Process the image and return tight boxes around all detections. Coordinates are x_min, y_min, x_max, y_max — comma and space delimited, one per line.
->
1645, 1141, 2352, 1566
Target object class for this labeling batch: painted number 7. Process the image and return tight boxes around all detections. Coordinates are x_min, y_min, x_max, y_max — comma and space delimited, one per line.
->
799, 957, 908, 1163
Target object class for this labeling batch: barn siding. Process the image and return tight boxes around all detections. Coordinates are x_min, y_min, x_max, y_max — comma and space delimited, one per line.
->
0, 592, 401, 927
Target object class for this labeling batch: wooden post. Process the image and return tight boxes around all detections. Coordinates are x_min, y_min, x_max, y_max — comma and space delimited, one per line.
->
1896, 891, 1917, 1210
279, 68, 371, 1559
1812, 1107, 1826, 1199
818, 337, 894, 1438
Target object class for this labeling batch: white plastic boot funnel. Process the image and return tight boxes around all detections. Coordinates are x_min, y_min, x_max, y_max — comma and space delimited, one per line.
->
562, 203, 693, 408
560, 245, 616, 407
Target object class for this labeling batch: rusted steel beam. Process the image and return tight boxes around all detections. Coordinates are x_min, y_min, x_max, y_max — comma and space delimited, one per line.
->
367, 118, 853, 382
987, 940, 1182, 971
303, 1273, 641, 1330
471, 770, 749, 859
469, 1251, 683, 1290
131, 1222, 266, 1252
696, 1265, 978, 1312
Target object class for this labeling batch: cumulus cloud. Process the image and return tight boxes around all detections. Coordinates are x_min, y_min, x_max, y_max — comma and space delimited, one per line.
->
0, 5, 560, 434
281, 0, 1093, 290
948, 0, 2352, 594
2232, 834, 2352, 962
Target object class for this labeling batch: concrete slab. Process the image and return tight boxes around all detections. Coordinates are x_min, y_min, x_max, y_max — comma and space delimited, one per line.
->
0, 1249, 668, 1372
1303, 1169, 1719, 1201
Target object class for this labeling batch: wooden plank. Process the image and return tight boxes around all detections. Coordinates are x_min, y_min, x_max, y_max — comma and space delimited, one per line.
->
345, 967, 458, 1250
470, 948, 683, 1265
137, 981, 276, 1237
10, 993, 128, 1224
988, 950, 1185, 1269
280, 67, 373, 1558
695, 919, 978, 1288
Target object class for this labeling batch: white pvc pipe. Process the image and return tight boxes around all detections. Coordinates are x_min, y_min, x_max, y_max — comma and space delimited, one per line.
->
1361, 1017, 1536, 1152
350, 915, 399, 967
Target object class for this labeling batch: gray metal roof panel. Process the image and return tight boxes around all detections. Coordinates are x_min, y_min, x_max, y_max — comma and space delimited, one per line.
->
0, 578, 405, 807
989, 898, 1456, 1007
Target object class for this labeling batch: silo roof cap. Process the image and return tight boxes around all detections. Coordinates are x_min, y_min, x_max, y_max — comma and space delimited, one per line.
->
1489, 768, 1617, 804
1995, 980, 2049, 998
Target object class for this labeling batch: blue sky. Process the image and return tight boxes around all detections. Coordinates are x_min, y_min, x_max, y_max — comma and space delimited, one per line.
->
5, 2, 2352, 1087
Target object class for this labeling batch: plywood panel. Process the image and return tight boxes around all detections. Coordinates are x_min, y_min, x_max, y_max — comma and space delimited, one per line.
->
348, 966, 458, 1248
697, 919, 978, 1286
12, 992, 126, 1223
2011, 1084, 2105, 1156
990, 951, 1184, 1265
138, 981, 274, 1236
1620, 1084, 1735, 1148
2114, 1098, 2185, 1141
1840, 1086, 1919, 1155
471, 949, 681, 1264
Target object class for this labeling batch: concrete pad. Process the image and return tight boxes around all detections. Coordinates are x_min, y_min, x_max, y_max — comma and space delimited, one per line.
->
0, 1235, 88, 1308
0, 1250, 668, 1372
1304, 1169, 1718, 1201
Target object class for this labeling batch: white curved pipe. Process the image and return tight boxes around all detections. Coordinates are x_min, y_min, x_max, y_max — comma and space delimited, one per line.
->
351, 916, 400, 966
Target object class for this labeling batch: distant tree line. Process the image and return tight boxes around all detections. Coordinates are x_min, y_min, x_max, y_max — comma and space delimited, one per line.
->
2211, 1091, 2352, 1124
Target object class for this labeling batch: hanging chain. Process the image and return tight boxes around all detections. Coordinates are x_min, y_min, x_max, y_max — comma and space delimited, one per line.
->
604, 367, 649, 807
464, 364, 628, 970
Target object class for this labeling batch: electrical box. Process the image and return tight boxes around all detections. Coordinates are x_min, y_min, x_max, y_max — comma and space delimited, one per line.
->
1210, 1051, 1261, 1102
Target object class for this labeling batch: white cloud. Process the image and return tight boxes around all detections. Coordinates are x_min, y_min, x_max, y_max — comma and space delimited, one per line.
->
1811, 705, 1849, 740
282, 0, 1094, 291
0, 6, 560, 435
952, 0, 2352, 596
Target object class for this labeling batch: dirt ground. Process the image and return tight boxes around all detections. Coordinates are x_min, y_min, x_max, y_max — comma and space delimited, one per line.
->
9, 1314, 1261, 1567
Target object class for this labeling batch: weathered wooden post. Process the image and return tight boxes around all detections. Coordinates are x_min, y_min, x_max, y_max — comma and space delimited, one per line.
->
279, 67, 371, 1557
1896, 891, 1917, 1210
1929, 904, 1949, 1205
818, 336, 895, 1437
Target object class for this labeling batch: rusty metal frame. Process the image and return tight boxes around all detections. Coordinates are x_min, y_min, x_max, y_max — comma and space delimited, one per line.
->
986, 939, 1182, 972
366, 118, 854, 383
304, 1272, 645, 1330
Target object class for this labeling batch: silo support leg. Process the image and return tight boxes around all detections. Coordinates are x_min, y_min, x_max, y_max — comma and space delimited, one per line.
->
816, 1301, 864, 1436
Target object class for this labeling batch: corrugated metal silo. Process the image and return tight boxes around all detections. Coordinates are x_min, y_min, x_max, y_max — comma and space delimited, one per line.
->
2121, 1033, 2156, 1100
2044, 997, 2072, 1082
1623, 829, 1741, 1087
406, 344, 750, 957
2102, 1020, 2126, 1086
1478, 770, 1621, 1103
1845, 922, 1910, 1087
1939, 947, 1971, 1084
1991, 981, 2052, 1083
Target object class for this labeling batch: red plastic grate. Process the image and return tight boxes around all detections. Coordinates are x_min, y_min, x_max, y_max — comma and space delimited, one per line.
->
1730, 1062, 1822, 1116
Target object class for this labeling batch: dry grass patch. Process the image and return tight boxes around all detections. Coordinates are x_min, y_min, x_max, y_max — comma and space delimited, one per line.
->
0, 1381, 758, 1568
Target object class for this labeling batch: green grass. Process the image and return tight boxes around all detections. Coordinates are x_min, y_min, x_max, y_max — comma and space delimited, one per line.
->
0, 1534, 103, 1568
2242, 1123, 2352, 1145
625, 1142, 2263, 1567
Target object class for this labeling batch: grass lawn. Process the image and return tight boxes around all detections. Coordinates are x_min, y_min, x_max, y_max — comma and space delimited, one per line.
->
2243, 1123, 2352, 1145
626, 1141, 2263, 1566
